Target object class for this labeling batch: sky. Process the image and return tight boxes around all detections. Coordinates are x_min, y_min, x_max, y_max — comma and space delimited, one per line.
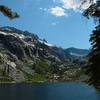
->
0, 0, 96, 49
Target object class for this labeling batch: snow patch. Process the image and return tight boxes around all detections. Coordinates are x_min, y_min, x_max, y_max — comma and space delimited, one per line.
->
0, 31, 7, 35
39, 40, 54, 47
44, 42, 54, 47
14, 34, 25, 39
70, 52, 84, 57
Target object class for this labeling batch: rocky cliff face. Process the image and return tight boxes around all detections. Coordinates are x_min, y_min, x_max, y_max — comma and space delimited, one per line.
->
0, 26, 89, 82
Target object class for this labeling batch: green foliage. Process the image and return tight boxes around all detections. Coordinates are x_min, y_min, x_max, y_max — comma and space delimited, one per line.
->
82, 1, 100, 22
27, 73, 48, 83
33, 59, 50, 74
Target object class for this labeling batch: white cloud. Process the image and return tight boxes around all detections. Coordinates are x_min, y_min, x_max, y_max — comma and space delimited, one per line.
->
58, 0, 90, 10
49, 6, 67, 17
62, 0, 80, 10
48, 0, 96, 17
54, 0, 96, 11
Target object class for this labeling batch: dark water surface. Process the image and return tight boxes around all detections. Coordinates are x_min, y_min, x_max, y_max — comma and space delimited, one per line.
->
0, 83, 100, 100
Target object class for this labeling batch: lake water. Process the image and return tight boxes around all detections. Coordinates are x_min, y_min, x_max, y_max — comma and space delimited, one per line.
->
0, 83, 100, 100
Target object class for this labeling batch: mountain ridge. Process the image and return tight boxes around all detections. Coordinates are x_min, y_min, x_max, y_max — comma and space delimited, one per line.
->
0, 26, 88, 82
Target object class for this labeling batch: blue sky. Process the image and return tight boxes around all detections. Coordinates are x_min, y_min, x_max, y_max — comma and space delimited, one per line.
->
0, 0, 95, 49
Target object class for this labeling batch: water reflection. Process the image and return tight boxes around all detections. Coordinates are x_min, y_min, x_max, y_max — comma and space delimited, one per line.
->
0, 83, 99, 100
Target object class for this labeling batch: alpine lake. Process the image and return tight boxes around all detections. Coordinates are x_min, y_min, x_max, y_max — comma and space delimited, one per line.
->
0, 83, 100, 100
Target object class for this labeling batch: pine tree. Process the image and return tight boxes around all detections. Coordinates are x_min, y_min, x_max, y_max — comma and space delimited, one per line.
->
87, 26, 100, 89
0, 5, 19, 19
82, 0, 100, 89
